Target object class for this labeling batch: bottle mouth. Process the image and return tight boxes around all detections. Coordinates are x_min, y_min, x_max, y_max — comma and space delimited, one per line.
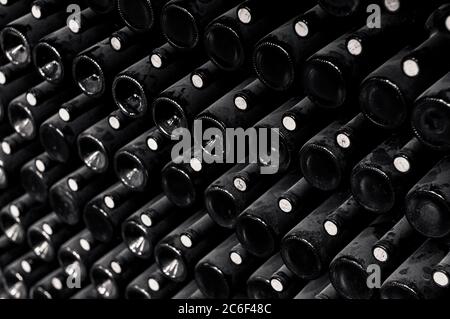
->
115, 151, 148, 190
31, 287, 53, 299
33, 42, 64, 83
412, 98, 450, 151
73, 55, 105, 97
351, 165, 395, 213
21, 168, 48, 201
195, 262, 230, 299
4, 271, 27, 299
204, 23, 244, 71
161, 4, 199, 49
84, 204, 114, 242
204, 188, 237, 228
49, 186, 80, 225
0, 27, 31, 65
360, 78, 407, 129
28, 228, 54, 262
303, 58, 346, 108
162, 165, 197, 208
247, 278, 278, 299
406, 190, 450, 238
8, 100, 36, 139
91, 267, 119, 299
300, 144, 342, 191
125, 285, 152, 299
155, 243, 188, 282
254, 42, 295, 91
40, 122, 71, 163
281, 236, 323, 280
78, 134, 109, 172
122, 221, 152, 258
317, 0, 360, 17
380, 281, 421, 299
58, 250, 87, 281
152, 97, 187, 138
0, 212, 25, 244
113, 75, 147, 118
330, 256, 374, 299
117, 0, 154, 31
235, 214, 275, 258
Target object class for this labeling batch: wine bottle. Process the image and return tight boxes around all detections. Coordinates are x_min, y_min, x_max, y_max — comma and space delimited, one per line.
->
0, 62, 31, 85
253, 5, 353, 91
381, 240, 449, 299
432, 250, 450, 288
194, 235, 263, 299
392, 137, 439, 174
113, 43, 205, 118
0, 12, 67, 65
8, 83, 77, 139
299, 114, 386, 191
405, 156, 450, 238
122, 195, 196, 258
204, 0, 315, 71
77, 111, 150, 173
0, 133, 41, 190
20, 152, 79, 202
155, 211, 229, 282
0, 0, 34, 26
114, 128, 173, 191
90, 244, 150, 299
281, 191, 371, 280
161, 0, 241, 49
72, 36, 161, 97
2, 251, 56, 299
0, 235, 28, 269
27, 212, 81, 262
84, 182, 154, 242
303, 9, 428, 109
235, 171, 317, 257
117, 0, 169, 32
329, 213, 402, 299
31, 0, 78, 19
58, 229, 116, 282
350, 135, 429, 214
412, 72, 450, 151
247, 253, 305, 299
86, 0, 116, 14
126, 264, 184, 299
205, 163, 282, 228
152, 61, 246, 137
372, 216, 424, 264
33, 8, 117, 83
30, 268, 82, 299
39, 95, 108, 163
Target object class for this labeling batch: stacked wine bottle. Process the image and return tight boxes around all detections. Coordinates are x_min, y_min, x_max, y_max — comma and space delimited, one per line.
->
0, 0, 450, 299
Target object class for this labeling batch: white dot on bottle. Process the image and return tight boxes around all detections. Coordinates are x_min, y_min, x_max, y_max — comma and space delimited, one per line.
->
233, 178, 247, 192
278, 199, 292, 213
26, 92, 38, 106
148, 278, 160, 292
110, 37, 122, 51
140, 213, 152, 227
324, 221, 338, 236
104, 196, 115, 209
58, 108, 71, 122
445, 16, 450, 32
67, 178, 79, 192
51, 278, 63, 290
21, 261, 31, 273
35, 159, 46, 172
180, 234, 193, 248
146, 137, 158, 151
336, 133, 351, 149
79, 238, 91, 251
403, 59, 419, 77
68, 19, 81, 33
0, 71, 6, 85
347, 39, 362, 56
384, 0, 400, 12
234, 96, 248, 110
150, 54, 163, 68
282, 116, 297, 131
373, 247, 389, 263
1, 142, 11, 155
433, 271, 449, 287
394, 156, 411, 173
191, 74, 204, 88
294, 21, 309, 37
230, 252, 243, 265
108, 116, 121, 130
189, 158, 202, 172
31, 5, 42, 19
270, 278, 284, 292
237, 7, 251, 24
110, 261, 122, 274
42, 223, 53, 236
10, 204, 20, 218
